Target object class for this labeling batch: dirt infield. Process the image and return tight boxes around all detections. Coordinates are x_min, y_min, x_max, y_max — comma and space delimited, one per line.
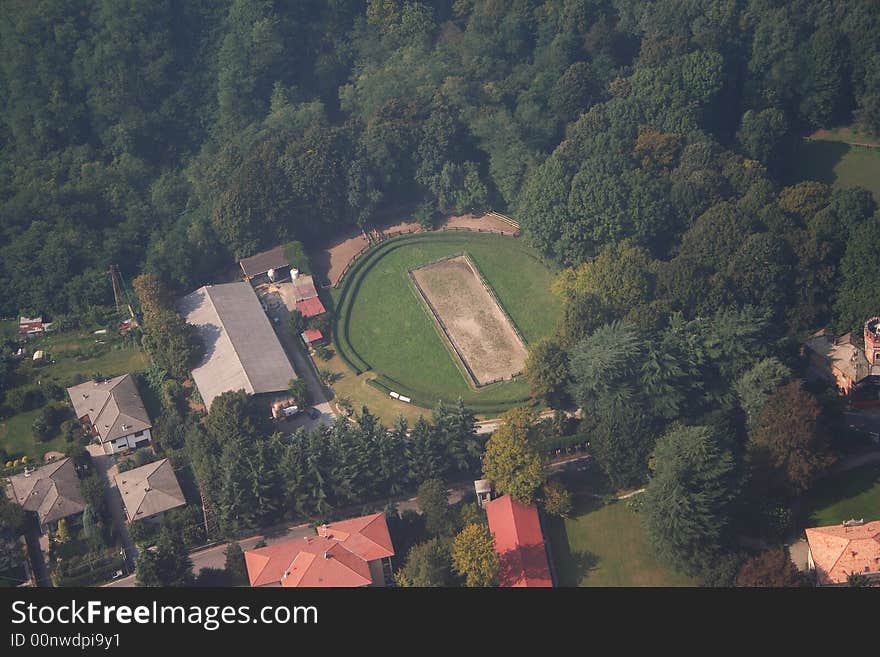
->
410, 254, 528, 387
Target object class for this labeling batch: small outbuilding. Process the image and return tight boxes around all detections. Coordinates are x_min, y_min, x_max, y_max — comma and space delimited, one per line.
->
239, 246, 291, 285
301, 329, 324, 347
18, 316, 44, 335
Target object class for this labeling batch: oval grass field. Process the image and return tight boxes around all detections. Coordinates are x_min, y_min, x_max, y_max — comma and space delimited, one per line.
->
332, 232, 560, 412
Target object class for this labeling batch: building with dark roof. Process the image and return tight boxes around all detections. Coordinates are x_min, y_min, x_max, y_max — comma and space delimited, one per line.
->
6, 458, 85, 532
239, 246, 290, 284
245, 512, 394, 587
486, 495, 553, 588
67, 374, 152, 455
178, 282, 297, 410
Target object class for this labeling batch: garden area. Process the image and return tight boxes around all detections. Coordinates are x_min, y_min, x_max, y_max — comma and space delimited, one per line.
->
331, 232, 560, 416
800, 461, 880, 528
544, 482, 696, 587
0, 318, 147, 465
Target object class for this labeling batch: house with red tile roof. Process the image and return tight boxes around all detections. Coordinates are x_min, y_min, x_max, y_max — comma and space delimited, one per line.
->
486, 495, 553, 587
245, 512, 395, 587
805, 519, 880, 586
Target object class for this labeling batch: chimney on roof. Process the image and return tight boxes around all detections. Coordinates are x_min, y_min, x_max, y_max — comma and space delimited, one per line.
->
318, 524, 328, 537
323, 551, 330, 560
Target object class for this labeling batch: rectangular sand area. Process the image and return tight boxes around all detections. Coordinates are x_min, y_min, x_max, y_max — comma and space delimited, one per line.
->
410, 255, 528, 386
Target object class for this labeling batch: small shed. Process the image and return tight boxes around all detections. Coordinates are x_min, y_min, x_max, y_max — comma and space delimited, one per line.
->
295, 296, 326, 318
18, 316, 44, 335
301, 329, 324, 346
239, 246, 291, 284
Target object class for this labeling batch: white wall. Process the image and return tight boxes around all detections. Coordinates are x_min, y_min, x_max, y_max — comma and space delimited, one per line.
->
103, 428, 152, 455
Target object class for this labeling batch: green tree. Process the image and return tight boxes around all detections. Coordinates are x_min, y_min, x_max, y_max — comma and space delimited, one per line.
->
288, 378, 311, 408
395, 538, 456, 587
135, 529, 194, 587
224, 542, 248, 585
417, 478, 454, 538
540, 480, 572, 518
588, 411, 659, 490
524, 339, 569, 407
55, 518, 70, 544
735, 358, 792, 428
481, 407, 545, 505
643, 424, 739, 579
452, 523, 499, 587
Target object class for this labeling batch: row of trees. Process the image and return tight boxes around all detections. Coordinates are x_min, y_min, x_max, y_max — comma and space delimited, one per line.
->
187, 391, 484, 536
132, 274, 200, 380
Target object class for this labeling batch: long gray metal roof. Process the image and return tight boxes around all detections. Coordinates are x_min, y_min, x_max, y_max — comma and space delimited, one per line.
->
178, 283, 296, 410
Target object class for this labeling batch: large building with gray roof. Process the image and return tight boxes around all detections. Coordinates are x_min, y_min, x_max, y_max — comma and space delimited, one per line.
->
178, 282, 297, 410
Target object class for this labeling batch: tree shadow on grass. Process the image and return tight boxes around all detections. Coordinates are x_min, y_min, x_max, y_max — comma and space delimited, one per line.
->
786, 140, 851, 187
544, 513, 601, 587
799, 462, 880, 527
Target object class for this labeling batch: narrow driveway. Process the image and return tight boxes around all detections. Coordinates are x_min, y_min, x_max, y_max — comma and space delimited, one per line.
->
23, 515, 52, 587
87, 445, 137, 571
261, 290, 336, 429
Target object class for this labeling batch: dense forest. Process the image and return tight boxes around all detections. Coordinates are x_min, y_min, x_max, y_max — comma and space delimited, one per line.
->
2, 0, 879, 327
3, 0, 880, 587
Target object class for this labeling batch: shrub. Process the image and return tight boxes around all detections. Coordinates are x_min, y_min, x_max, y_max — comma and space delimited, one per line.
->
42, 382, 65, 401
6, 386, 46, 412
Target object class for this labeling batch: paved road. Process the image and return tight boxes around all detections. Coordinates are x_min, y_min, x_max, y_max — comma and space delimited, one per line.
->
475, 408, 581, 435
104, 522, 315, 588
844, 411, 880, 441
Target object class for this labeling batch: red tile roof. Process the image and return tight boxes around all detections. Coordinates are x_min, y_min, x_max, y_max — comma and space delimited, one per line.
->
245, 512, 394, 588
295, 297, 326, 318
486, 495, 553, 587
302, 329, 323, 344
805, 520, 880, 585
319, 512, 395, 561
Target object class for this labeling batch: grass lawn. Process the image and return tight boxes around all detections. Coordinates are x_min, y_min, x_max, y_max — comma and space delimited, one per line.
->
789, 139, 880, 203
0, 408, 69, 462
1, 331, 148, 461
545, 495, 697, 587
801, 462, 880, 527
332, 232, 560, 411
321, 349, 429, 425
